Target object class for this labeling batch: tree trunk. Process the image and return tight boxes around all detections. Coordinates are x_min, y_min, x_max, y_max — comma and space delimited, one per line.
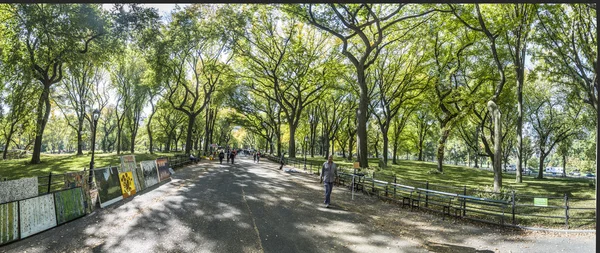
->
288, 124, 296, 158
2, 123, 16, 160
77, 118, 84, 156
562, 155, 567, 178
516, 72, 524, 182
382, 128, 389, 166
489, 101, 503, 191
436, 127, 451, 173
392, 141, 398, 164
31, 85, 52, 164
147, 102, 156, 154
537, 153, 546, 179
356, 67, 369, 168
185, 114, 196, 155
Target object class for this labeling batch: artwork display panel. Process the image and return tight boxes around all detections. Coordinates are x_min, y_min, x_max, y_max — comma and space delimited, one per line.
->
19, 194, 57, 238
140, 160, 160, 188
54, 188, 85, 225
0, 201, 19, 245
93, 167, 123, 208
156, 158, 171, 182
118, 172, 136, 198
0, 177, 38, 204
120, 155, 144, 191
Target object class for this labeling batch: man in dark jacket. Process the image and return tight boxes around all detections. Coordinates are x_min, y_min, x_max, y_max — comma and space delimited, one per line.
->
219, 151, 225, 164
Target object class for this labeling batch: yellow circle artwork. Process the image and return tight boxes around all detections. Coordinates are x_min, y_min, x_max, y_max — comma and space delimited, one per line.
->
119, 171, 137, 198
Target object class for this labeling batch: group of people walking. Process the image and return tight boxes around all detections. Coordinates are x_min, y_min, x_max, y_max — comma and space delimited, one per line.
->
218, 149, 237, 164
215, 147, 338, 209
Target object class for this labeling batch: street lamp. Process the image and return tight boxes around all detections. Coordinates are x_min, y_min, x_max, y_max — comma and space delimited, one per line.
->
88, 109, 100, 184
261, 122, 267, 153
304, 136, 308, 170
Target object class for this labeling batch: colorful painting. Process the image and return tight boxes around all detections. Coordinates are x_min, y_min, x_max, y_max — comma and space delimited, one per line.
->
93, 167, 123, 208
120, 155, 144, 192
140, 160, 160, 188
63, 171, 86, 190
0, 177, 38, 204
19, 194, 57, 238
0, 201, 19, 245
54, 188, 85, 225
118, 172, 136, 198
156, 157, 171, 182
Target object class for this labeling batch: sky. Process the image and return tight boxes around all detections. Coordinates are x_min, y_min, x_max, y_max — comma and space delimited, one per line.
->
101, 4, 189, 19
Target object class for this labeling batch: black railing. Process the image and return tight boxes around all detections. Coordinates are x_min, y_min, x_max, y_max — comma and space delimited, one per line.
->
268, 156, 596, 230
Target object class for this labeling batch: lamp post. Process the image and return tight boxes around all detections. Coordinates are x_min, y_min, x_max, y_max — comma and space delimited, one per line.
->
88, 109, 100, 184
261, 122, 267, 153
304, 136, 308, 170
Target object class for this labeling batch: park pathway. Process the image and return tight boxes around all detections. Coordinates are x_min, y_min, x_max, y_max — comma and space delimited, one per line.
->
0, 155, 595, 253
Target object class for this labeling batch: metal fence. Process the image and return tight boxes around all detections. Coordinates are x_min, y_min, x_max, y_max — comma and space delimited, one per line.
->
270, 155, 596, 230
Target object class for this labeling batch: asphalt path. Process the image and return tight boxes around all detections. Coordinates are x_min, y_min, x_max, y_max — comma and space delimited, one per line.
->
0, 155, 595, 253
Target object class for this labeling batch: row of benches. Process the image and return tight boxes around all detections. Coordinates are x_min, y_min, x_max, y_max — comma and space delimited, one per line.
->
338, 172, 510, 224
168, 154, 199, 169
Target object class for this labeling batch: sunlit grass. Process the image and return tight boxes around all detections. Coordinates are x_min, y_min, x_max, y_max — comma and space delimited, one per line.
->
0, 152, 174, 180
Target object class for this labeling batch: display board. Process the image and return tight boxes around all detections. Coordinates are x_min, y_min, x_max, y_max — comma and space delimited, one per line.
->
120, 155, 143, 191
0, 201, 19, 245
93, 167, 123, 208
19, 194, 57, 238
118, 172, 136, 198
54, 188, 85, 225
140, 160, 160, 188
156, 158, 171, 181
0, 177, 38, 204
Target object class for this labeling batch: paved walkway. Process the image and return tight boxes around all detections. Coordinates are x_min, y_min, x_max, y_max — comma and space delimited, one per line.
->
0, 156, 595, 253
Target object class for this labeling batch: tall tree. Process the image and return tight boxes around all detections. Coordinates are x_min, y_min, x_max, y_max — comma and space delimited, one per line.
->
369, 39, 428, 166
163, 5, 234, 155
504, 3, 536, 183
526, 80, 582, 179
450, 4, 509, 191
292, 3, 440, 168
2, 4, 110, 164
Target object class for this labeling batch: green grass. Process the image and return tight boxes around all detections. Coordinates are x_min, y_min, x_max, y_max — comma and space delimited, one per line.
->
293, 155, 596, 198
0, 152, 173, 180
289, 155, 595, 229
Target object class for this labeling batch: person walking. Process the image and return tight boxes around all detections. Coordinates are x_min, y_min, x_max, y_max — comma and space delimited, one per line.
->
320, 155, 338, 208
230, 150, 236, 164
226, 149, 230, 163
219, 150, 225, 164
256, 152, 260, 163
253, 152, 257, 163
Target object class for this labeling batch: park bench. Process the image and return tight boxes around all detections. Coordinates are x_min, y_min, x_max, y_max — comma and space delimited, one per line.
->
412, 188, 458, 219
454, 195, 510, 224
169, 154, 193, 168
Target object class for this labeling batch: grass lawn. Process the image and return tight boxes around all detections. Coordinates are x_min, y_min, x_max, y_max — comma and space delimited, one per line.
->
287, 155, 596, 199
0, 152, 172, 180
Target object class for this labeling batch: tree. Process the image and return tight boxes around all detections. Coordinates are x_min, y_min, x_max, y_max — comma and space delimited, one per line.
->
1, 71, 37, 159
369, 38, 428, 166
54, 59, 102, 155
450, 4, 510, 191
235, 6, 336, 158
526, 80, 582, 179
2, 4, 111, 164
163, 5, 235, 155
292, 3, 440, 168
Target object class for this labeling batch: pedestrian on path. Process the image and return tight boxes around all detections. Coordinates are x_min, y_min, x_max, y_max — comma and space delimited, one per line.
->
253, 152, 257, 163
226, 150, 230, 163
219, 151, 225, 164
256, 152, 260, 163
230, 151, 235, 164
320, 155, 338, 208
